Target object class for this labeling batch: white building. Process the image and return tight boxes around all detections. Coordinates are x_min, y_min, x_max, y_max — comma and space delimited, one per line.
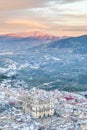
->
23, 92, 54, 118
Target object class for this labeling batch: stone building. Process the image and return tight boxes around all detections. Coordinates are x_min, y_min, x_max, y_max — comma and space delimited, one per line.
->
23, 93, 54, 118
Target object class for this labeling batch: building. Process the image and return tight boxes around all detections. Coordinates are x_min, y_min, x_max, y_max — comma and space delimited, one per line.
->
80, 124, 87, 130
23, 92, 54, 118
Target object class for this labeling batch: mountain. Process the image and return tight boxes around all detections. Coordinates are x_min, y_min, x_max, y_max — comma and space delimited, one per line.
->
0, 31, 67, 55
0, 31, 61, 41
47, 35, 87, 54
0, 34, 87, 92
0, 31, 62, 52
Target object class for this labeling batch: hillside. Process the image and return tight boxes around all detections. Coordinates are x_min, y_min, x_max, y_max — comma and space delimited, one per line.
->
0, 35, 87, 91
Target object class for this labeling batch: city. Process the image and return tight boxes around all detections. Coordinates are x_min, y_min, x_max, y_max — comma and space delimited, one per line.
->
0, 81, 87, 130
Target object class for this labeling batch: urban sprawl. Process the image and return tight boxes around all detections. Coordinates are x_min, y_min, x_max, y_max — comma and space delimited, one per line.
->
0, 81, 87, 130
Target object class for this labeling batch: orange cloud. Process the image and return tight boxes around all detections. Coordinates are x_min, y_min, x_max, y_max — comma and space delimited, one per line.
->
0, 0, 87, 36
6, 19, 49, 29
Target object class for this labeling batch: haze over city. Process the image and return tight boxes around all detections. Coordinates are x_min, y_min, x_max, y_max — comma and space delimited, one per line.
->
0, 0, 87, 36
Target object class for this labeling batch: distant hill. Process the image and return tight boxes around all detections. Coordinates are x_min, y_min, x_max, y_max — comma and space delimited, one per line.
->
0, 31, 65, 52
0, 31, 62, 41
47, 35, 87, 54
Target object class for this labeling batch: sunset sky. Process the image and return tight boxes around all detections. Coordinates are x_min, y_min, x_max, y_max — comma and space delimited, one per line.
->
0, 0, 87, 36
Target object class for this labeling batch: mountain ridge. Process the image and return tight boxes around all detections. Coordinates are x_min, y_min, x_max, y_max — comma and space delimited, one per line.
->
0, 31, 63, 41
47, 34, 87, 50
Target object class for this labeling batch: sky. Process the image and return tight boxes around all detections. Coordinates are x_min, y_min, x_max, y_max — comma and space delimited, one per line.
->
0, 0, 87, 36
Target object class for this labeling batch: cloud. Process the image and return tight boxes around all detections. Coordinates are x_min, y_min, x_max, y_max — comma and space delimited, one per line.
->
55, 25, 87, 32
0, 0, 87, 36
47, 24, 87, 36
58, 0, 86, 4
6, 19, 49, 29
0, 0, 86, 10
0, 0, 48, 10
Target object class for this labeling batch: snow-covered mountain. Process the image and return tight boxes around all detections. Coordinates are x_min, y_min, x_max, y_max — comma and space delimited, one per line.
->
0, 31, 63, 52
0, 31, 62, 41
